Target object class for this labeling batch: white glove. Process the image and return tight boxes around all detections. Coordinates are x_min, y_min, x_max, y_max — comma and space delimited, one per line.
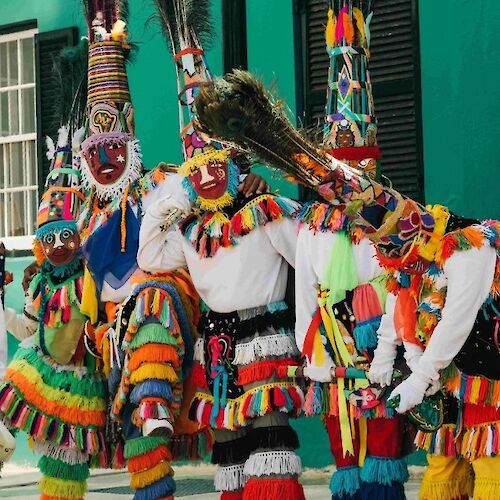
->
368, 340, 397, 387
404, 342, 441, 396
303, 357, 335, 383
387, 372, 430, 414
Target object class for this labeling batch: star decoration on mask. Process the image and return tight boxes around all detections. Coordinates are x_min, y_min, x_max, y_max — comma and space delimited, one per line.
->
117, 154, 125, 163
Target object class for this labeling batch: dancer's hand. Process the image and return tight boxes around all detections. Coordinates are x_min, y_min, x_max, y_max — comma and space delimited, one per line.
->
368, 341, 397, 387
387, 372, 430, 413
239, 173, 269, 197
303, 359, 335, 383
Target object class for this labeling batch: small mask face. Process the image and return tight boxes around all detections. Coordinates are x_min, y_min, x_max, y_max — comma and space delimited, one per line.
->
84, 141, 127, 185
188, 161, 229, 200
41, 228, 80, 266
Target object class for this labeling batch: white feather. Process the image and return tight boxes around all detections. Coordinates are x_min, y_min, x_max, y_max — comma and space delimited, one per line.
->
45, 136, 56, 161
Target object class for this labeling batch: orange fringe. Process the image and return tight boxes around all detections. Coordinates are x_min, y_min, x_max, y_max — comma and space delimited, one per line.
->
33, 240, 46, 265
237, 359, 300, 386
128, 344, 181, 372
127, 445, 173, 473
6, 369, 105, 427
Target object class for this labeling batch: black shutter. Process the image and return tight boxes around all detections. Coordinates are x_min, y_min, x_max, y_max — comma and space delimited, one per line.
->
295, 0, 424, 202
222, 0, 248, 72
35, 27, 78, 198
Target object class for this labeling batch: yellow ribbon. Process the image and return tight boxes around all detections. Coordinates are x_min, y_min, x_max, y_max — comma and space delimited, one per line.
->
358, 417, 367, 466
337, 377, 354, 457
80, 266, 98, 324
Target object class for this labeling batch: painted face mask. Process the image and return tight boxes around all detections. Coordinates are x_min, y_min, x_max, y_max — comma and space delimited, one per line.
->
41, 226, 80, 266
80, 131, 142, 200
180, 149, 239, 211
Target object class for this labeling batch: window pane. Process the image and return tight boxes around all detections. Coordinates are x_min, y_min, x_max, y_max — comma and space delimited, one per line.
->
21, 87, 35, 133
8, 142, 23, 187
28, 188, 37, 235
8, 89, 19, 135
0, 193, 4, 237
0, 92, 7, 136
0, 44, 7, 88
25, 140, 37, 186
7, 191, 25, 236
0, 144, 3, 189
21, 38, 34, 84
8, 41, 18, 86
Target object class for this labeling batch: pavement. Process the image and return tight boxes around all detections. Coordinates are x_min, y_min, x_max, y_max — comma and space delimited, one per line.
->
0, 464, 424, 499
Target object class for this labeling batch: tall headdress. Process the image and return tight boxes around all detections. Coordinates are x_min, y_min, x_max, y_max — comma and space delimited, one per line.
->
79, 0, 142, 200
34, 42, 88, 267
323, 1, 379, 179
154, 0, 239, 211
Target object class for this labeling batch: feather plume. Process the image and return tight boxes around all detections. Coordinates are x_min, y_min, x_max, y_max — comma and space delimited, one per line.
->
45, 136, 56, 161
352, 8, 366, 46
152, 0, 214, 54
51, 38, 89, 137
365, 11, 373, 47
325, 9, 336, 49
194, 70, 333, 187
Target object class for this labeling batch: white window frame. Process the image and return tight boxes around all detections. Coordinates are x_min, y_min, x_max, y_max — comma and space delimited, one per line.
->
0, 27, 38, 251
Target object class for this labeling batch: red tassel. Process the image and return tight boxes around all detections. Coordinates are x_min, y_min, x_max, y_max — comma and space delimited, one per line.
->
288, 387, 303, 411
221, 491, 244, 500
273, 387, 287, 407
241, 393, 252, 417
243, 478, 305, 500
191, 363, 208, 388
201, 401, 212, 425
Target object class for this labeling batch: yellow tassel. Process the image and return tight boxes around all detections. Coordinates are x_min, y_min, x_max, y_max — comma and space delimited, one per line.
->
325, 9, 336, 48
152, 290, 161, 316
130, 461, 173, 489
129, 363, 179, 385
39, 476, 87, 498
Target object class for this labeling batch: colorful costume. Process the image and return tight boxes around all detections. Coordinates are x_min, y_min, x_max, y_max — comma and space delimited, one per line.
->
371, 211, 500, 500
0, 126, 108, 500
139, 2, 305, 498
294, 6, 408, 499
77, 4, 203, 498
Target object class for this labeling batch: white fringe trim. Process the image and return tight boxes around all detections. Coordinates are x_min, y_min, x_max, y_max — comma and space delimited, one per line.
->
243, 451, 302, 477
194, 338, 205, 365
233, 333, 299, 366
214, 464, 246, 492
34, 442, 89, 465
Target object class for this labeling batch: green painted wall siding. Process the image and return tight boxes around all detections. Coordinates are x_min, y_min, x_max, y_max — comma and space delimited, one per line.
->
419, 0, 500, 220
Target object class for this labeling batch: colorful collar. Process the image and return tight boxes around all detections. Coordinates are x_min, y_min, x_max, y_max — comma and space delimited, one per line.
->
179, 193, 300, 258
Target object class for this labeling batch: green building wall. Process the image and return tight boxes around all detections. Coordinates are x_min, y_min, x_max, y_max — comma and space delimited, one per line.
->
1, 0, 497, 467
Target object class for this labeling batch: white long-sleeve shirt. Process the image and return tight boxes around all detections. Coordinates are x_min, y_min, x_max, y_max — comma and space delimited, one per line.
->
295, 227, 382, 369
138, 196, 299, 313
411, 242, 496, 383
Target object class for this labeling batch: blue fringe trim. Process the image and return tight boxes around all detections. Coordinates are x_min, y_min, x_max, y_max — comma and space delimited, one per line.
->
359, 456, 409, 486
353, 316, 381, 352
130, 379, 174, 405
133, 475, 176, 500
35, 219, 77, 238
330, 466, 361, 497
359, 481, 406, 500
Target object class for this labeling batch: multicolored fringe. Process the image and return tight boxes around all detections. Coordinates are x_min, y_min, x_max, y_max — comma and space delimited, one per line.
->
242, 477, 305, 500
415, 424, 459, 458
30, 273, 83, 329
443, 363, 500, 407
179, 194, 300, 258
189, 383, 304, 430
125, 436, 175, 500
296, 201, 363, 242
359, 456, 409, 486
330, 466, 361, 497
139, 166, 168, 199
303, 382, 395, 419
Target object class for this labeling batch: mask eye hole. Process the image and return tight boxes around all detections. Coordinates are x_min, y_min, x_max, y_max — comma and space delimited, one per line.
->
42, 234, 54, 245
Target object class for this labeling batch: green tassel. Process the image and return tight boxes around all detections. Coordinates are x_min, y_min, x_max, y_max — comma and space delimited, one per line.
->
38, 456, 89, 482
124, 436, 168, 459
330, 466, 361, 496
360, 456, 409, 485
128, 323, 179, 351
